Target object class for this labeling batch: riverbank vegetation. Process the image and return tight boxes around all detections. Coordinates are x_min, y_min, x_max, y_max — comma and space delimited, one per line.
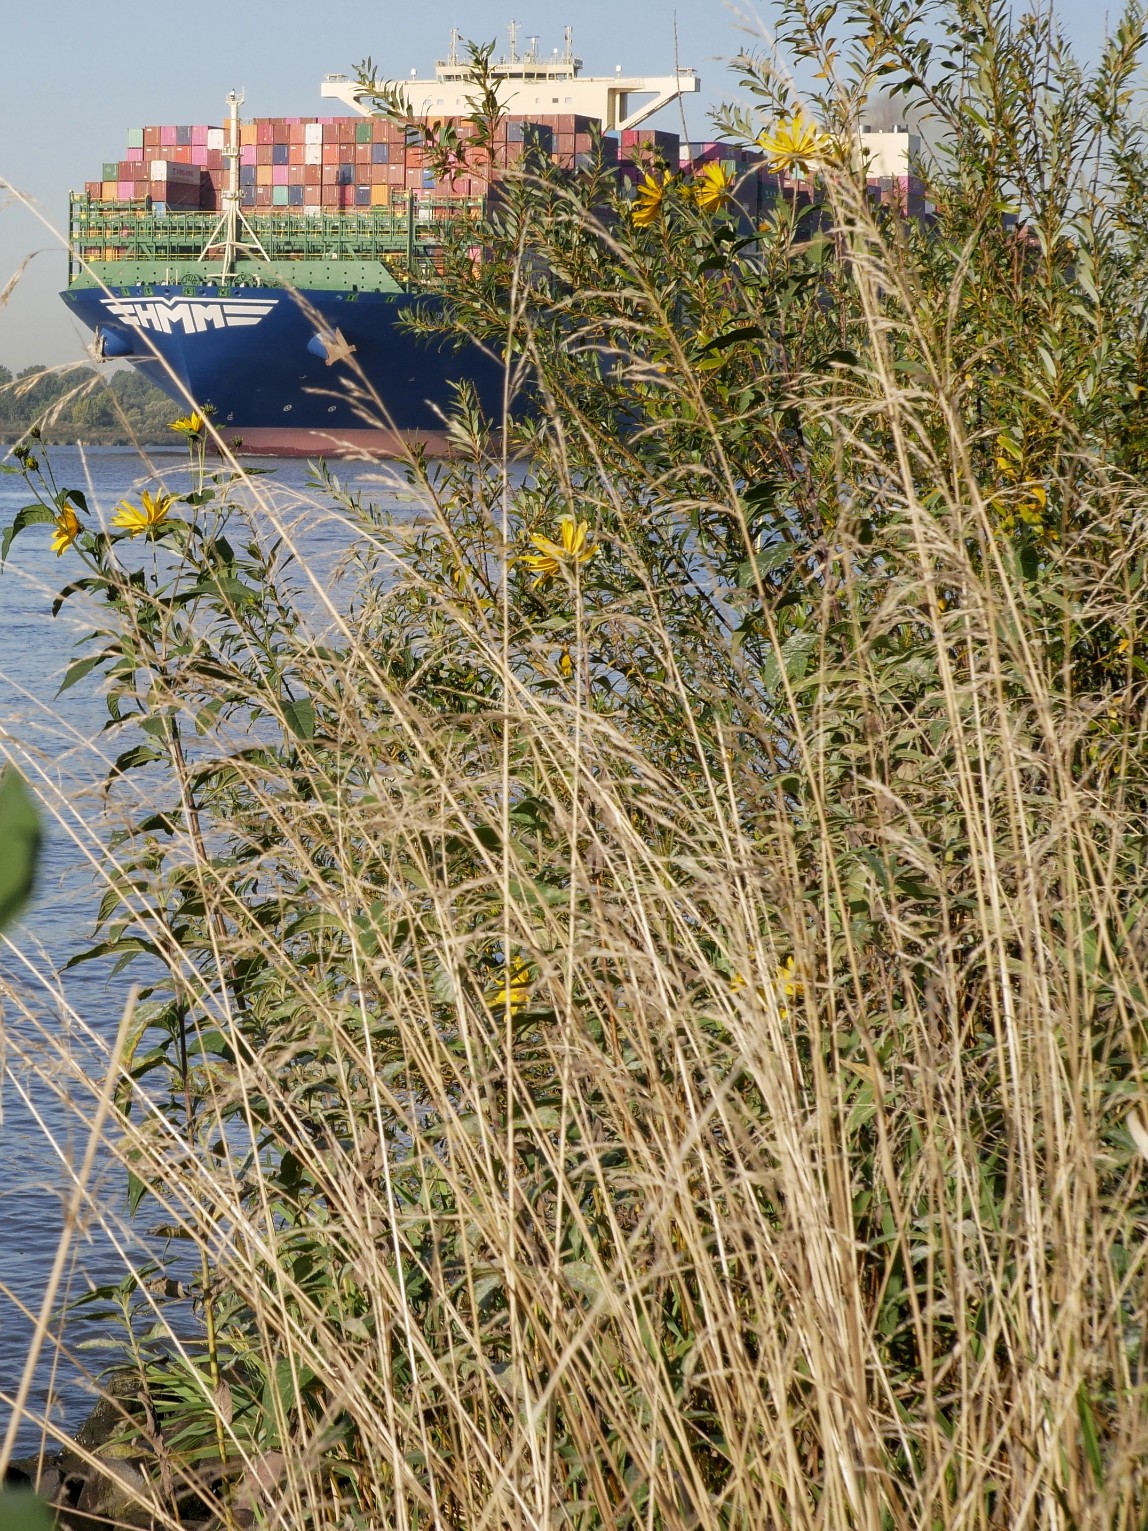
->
3, 0, 1148, 1525
0, 364, 175, 447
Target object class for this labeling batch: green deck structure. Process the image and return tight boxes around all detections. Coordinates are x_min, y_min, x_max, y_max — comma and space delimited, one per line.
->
67, 195, 485, 292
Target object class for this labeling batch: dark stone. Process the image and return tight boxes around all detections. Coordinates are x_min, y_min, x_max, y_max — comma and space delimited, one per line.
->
57, 1371, 142, 1481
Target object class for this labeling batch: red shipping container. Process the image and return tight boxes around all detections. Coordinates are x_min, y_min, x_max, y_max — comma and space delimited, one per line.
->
256, 186, 272, 205
355, 143, 370, 163
257, 122, 274, 145
304, 164, 321, 185
304, 185, 320, 205
168, 145, 194, 163
322, 144, 340, 164
85, 181, 101, 198
144, 126, 161, 147
205, 149, 222, 170
289, 164, 305, 184
257, 145, 273, 165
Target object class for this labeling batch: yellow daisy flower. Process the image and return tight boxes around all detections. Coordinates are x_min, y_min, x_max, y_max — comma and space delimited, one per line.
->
758, 111, 832, 176
486, 957, 531, 1014
169, 410, 205, 437
692, 161, 734, 214
111, 488, 176, 537
632, 169, 672, 227
520, 517, 597, 586
51, 504, 81, 557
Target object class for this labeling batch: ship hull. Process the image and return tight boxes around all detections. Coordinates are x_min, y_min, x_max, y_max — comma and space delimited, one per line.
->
62, 283, 505, 458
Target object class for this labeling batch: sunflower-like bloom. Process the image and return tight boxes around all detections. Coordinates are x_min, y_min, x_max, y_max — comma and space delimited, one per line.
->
731, 953, 805, 1018
631, 169, 672, 227
520, 517, 597, 586
486, 957, 531, 1014
692, 161, 734, 214
111, 488, 176, 537
758, 110, 832, 176
51, 505, 81, 557
169, 410, 205, 437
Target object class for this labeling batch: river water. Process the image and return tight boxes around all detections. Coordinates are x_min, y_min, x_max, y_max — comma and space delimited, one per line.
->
0, 444, 416, 1459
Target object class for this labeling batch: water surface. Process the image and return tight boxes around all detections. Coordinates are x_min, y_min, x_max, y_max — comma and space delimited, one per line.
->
0, 443, 414, 1457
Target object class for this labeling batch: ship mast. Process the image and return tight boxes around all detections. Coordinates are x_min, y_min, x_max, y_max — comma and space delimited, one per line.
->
200, 90, 270, 273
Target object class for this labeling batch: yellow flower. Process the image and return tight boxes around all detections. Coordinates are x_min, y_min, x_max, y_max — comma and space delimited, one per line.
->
631, 169, 672, 227
692, 161, 734, 214
486, 957, 531, 1014
520, 517, 597, 586
111, 488, 176, 537
730, 953, 805, 1018
775, 954, 803, 1002
758, 111, 832, 176
51, 505, 81, 556
169, 410, 205, 437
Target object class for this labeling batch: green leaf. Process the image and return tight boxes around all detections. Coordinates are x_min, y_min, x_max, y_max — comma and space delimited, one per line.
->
282, 697, 316, 740
58, 652, 110, 696
1076, 1381, 1104, 1488
0, 1492, 54, 1531
697, 324, 767, 356
1, 505, 56, 564
0, 768, 41, 932
763, 630, 818, 692
737, 542, 794, 587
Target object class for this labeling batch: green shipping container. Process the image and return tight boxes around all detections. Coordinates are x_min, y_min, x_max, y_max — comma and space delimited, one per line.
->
355, 120, 371, 143
102, 162, 118, 179
126, 128, 144, 149
272, 184, 290, 204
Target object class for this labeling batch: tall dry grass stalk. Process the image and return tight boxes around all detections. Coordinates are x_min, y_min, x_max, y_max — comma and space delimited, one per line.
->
4, 5, 1148, 1526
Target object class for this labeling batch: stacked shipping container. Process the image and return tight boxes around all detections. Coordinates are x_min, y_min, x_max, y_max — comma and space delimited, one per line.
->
83, 113, 612, 215
81, 115, 924, 222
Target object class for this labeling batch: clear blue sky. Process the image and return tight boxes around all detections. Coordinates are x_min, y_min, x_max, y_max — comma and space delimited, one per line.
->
0, 0, 1116, 372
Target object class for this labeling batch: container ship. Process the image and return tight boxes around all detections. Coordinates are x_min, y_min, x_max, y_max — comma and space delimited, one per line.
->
61, 28, 924, 458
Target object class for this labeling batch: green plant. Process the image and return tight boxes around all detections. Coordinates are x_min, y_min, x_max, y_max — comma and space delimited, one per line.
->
3, 4, 1148, 1527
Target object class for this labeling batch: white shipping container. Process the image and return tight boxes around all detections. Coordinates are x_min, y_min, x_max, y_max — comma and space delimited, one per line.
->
304, 144, 322, 166
207, 128, 225, 151
304, 122, 323, 144
150, 159, 200, 184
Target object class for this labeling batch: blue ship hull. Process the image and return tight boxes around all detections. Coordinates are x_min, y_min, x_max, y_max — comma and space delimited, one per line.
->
62, 283, 506, 456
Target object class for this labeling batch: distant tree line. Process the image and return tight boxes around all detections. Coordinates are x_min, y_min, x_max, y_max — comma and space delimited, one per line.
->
0, 363, 175, 446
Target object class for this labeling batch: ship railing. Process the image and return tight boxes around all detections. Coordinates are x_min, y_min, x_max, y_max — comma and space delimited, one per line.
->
68, 194, 484, 277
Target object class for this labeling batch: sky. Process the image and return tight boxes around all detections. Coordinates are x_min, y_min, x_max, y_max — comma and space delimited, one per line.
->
0, 0, 1117, 372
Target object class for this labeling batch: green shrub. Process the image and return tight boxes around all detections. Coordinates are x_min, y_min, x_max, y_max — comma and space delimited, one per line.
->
3, 3, 1148, 1526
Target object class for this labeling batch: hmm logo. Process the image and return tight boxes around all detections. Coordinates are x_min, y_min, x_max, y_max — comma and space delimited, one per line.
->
100, 295, 278, 335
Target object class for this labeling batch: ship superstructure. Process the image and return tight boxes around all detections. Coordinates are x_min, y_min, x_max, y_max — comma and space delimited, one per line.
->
320, 25, 700, 134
